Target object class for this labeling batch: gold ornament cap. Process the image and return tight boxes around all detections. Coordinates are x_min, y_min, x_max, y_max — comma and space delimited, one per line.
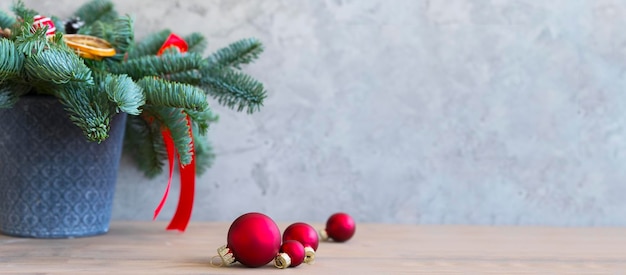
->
216, 245, 236, 266
319, 229, 329, 241
63, 34, 116, 60
274, 252, 291, 269
304, 246, 315, 264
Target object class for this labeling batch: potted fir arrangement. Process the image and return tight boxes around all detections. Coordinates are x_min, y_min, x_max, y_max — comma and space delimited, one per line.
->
0, 0, 267, 238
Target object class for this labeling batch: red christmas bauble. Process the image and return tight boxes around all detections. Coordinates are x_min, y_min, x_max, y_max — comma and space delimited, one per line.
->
320, 212, 356, 242
32, 15, 56, 37
283, 222, 319, 263
217, 212, 281, 267
274, 240, 305, 268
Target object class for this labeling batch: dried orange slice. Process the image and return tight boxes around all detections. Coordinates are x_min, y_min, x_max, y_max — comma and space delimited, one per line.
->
63, 34, 116, 60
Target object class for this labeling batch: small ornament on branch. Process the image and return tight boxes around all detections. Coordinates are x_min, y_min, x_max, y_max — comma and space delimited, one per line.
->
64, 17, 85, 34
32, 15, 56, 37
320, 212, 356, 242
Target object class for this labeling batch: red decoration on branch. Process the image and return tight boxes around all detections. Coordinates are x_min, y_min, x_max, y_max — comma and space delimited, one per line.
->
157, 33, 188, 56
151, 34, 195, 232
153, 128, 175, 220
165, 116, 195, 231
32, 15, 56, 37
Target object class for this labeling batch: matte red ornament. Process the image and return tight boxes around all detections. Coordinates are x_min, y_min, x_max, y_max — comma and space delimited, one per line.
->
320, 212, 356, 242
32, 15, 56, 37
216, 212, 281, 267
283, 222, 319, 263
274, 240, 306, 269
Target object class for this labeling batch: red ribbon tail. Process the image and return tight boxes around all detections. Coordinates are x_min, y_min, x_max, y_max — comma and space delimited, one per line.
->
154, 33, 194, 232
166, 115, 196, 232
154, 129, 176, 220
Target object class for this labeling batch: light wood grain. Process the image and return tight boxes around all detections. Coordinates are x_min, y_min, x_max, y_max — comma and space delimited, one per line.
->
1, 222, 625, 274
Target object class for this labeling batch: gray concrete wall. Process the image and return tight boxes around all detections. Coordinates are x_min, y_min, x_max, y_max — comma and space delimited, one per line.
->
6, 0, 626, 225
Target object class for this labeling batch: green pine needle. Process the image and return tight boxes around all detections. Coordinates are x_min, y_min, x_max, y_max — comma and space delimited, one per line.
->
24, 46, 93, 85
0, 82, 30, 108
100, 73, 145, 115
0, 10, 16, 29
127, 29, 171, 58
74, 0, 118, 25
110, 50, 204, 83
55, 83, 113, 142
147, 106, 194, 166
161, 70, 203, 85
0, 39, 23, 82
50, 16, 65, 34
184, 32, 207, 54
81, 16, 134, 57
111, 16, 134, 54
124, 115, 166, 178
201, 66, 266, 113
206, 38, 263, 69
192, 126, 215, 175
185, 108, 218, 135
14, 25, 49, 57
137, 77, 208, 112
0, 87, 16, 109
11, 1, 38, 25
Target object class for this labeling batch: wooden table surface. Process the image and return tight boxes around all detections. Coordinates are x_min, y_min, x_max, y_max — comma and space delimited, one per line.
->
1, 222, 625, 274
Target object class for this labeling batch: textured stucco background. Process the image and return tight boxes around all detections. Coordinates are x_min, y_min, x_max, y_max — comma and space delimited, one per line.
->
6, 0, 626, 225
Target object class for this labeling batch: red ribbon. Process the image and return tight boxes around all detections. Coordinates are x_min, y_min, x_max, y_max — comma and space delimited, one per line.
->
152, 33, 195, 232
157, 33, 189, 56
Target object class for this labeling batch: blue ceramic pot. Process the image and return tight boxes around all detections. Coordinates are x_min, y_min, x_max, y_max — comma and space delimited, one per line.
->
0, 95, 126, 238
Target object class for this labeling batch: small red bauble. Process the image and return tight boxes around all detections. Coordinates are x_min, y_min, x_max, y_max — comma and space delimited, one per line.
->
283, 222, 319, 263
320, 212, 356, 242
32, 15, 56, 37
217, 212, 281, 267
274, 240, 305, 269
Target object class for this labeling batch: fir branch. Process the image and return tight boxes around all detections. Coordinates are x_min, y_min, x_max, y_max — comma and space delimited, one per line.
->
55, 83, 113, 142
0, 10, 16, 29
201, 66, 266, 113
0, 86, 17, 109
109, 51, 204, 83
24, 46, 93, 85
192, 126, 215, 175
50, 16, 65, 34
99, 73, 145, 115
81, 16, 134, 57
184, 32, 207, 54
74, 0, 118, 25
146, 106, 194, 165
0, 39, 23, 81
14, 25, 49, 56
124, 115, 166, 178
127, 29, 171, 58
137, 77, 208, 112
185, 108, 218, 135
185, 108, 219, 135
161, 70, 203, 85
0, 81, 30, 108
206, 38, 263, 69
111, 16, 134, 54
11, 1, 38, 24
